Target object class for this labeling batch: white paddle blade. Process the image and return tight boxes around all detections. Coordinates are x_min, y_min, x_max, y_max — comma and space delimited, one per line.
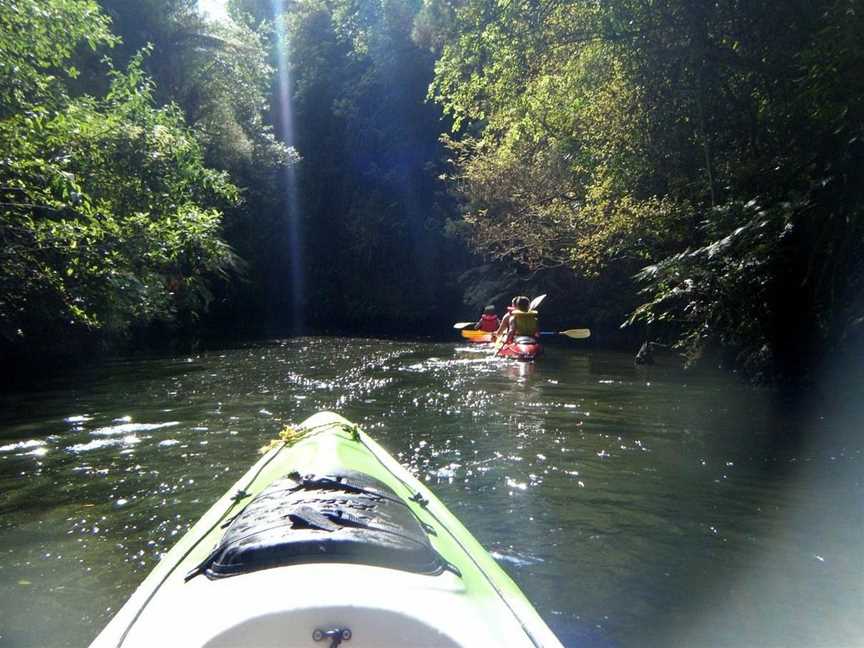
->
529, 294, 547, 310
453, 322, 475, 329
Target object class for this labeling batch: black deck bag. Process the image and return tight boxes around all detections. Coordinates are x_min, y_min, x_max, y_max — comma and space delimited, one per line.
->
189, 469, 453, 580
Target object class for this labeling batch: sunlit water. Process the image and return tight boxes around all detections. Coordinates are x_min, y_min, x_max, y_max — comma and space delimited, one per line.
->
0, 338, 861, 647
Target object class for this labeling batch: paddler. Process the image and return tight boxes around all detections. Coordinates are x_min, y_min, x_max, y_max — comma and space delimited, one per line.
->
506, 296, 539, 342
474, 305, 499, 332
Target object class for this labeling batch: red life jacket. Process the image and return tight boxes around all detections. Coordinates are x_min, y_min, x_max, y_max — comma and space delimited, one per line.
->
479, 313, 499, 332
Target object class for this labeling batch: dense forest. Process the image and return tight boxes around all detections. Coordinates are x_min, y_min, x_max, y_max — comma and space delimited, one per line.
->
1, 0, 862, 384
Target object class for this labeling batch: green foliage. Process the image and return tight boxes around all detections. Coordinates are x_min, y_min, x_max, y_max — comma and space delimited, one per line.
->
94, 0, 297, 333
428, 2, 693, 279
629, 142, 864, 381
426, 0, 864, 380
0, 0, 118, 115
625, 0, 864, 379
98, 0, 292, 174
628, 202, 787, 373
0, 2, 239, 350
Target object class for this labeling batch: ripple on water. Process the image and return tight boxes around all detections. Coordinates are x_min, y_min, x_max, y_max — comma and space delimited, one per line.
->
90, 422, 179, 436
68, 435, 141, 453
433, 463, 461, 482
0, 439, 46, 453
64, 415, 93, 423
490, 548, 545, 567
506, 477, 529, 491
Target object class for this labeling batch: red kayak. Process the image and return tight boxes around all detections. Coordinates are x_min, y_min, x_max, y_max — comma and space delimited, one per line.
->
496, 336, 543, 361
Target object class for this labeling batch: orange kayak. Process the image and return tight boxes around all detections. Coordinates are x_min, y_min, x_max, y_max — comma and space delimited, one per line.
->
460, 329, 495, 343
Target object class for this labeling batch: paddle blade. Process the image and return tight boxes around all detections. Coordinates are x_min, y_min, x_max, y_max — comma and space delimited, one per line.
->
453, 322, 475, 329
560, 328, 591, 339
529, 294, 547, 310
493, 335, 505, 356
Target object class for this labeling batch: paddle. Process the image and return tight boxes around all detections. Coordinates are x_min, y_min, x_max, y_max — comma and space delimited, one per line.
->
453, 322, 475, 329
529, 293, 547, 310
493, 333, 506, 357
540, 329, 591, 339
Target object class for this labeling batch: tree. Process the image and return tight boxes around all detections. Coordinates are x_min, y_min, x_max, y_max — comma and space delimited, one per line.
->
250, 0, 463, 331
0, 1, 240, 354
92, 0, 298, 334
425, 0, 864, 380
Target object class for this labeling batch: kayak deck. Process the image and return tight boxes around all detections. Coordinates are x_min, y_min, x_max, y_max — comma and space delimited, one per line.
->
125, 564, 491, 647
90, 412, 562, 648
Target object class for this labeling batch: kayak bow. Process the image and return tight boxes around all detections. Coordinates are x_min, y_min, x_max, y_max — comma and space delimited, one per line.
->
90, 412, 563, 648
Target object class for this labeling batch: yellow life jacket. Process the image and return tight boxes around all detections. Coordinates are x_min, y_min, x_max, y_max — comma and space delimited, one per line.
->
512, 309, 538, 336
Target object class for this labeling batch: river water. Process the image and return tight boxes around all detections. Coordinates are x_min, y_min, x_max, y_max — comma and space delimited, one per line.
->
0, 338, 861, 647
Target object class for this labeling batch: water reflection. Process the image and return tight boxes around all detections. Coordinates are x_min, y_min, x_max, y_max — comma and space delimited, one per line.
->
0, 338, 861, 647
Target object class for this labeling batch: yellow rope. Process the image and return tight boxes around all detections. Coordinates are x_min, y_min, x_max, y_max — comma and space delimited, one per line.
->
258, 424, 303, 454
258, 421, 360, 455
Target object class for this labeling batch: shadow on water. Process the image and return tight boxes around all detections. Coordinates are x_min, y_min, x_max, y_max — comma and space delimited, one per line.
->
0, 338, 861, 647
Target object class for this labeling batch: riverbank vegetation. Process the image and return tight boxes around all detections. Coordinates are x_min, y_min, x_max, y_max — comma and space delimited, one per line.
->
423, 0, 864, 382
0, 0, 288, 360
2, 0, 862, 384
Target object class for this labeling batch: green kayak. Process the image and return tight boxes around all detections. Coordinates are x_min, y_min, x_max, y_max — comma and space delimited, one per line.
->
90, 412, 563, 648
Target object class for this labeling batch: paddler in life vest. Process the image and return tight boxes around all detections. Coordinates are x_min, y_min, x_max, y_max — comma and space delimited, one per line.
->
507, 296, 539, 342
474, 305, 499, 332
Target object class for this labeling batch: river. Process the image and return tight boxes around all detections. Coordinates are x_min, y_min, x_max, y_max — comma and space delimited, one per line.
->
0, 338, 861, 647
